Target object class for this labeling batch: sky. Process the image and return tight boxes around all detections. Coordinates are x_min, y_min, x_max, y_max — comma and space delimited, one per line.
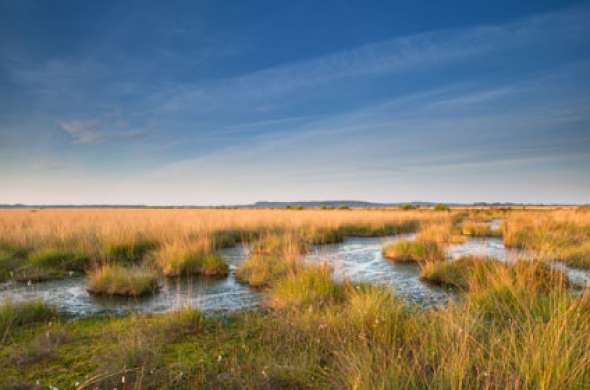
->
1, 0, 589, 205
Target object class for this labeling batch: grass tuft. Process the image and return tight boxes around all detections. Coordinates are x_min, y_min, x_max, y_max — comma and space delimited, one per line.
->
28, 248, 89, 272
87, 264, 160, 297
155, 241, 229, 277
416, 222, 466, 244
382, 239, 444, 263
236, 254, 302, 287
420, 256, 502, 290
101, 239, 158, 265
268, 264, 343, 309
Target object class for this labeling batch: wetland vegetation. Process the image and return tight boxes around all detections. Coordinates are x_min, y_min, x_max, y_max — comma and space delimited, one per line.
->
0, 206, 589, 388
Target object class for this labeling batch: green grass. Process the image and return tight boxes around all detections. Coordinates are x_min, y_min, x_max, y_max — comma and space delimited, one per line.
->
420, 256, 500, 290
27, 248, 90, 272
6, 248, 90, 282
382, 239, 444, 263
3, 282, 588, 389
86, 264, 160, 297
267, 264, 343, 309
0, 245, 90, 282
156, 243, 229, 277
302, 228, 345, 245
0, 300, 57, 342
0, 250, 21, 282
250, 233, 309, 256
199, 253, 230, 276
235, 254, 301, 287
101, 239, 158, 264
421, 257, 570, 292
211, 229, 259, 249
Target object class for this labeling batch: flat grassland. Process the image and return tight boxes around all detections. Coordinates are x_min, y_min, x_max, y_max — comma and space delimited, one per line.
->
0, 206, 589, 389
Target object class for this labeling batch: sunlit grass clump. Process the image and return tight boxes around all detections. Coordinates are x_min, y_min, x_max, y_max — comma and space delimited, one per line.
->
101, 239, 158, 264
421, 256, 569, 292
87, 264, 160, 297
155, 241, 228, 276
236, 254, 301, 287
420, 256, 499, 289
416, 222, 465, 244
268, 264, 343, 309
382, 239, 444, 263
251, 232, 309, 256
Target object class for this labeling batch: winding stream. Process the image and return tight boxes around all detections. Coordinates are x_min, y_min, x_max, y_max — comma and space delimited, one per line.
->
0, 231, 588, 316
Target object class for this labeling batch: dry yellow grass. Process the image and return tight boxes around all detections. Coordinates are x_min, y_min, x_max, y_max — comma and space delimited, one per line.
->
0, 208, 439, 256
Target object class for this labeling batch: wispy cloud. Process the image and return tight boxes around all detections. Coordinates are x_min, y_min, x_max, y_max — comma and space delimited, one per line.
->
59, 119, 146, 144
159, 4, 590, 115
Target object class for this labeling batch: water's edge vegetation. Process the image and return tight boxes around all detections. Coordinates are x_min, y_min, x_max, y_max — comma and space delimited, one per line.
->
1, 206, 589, 388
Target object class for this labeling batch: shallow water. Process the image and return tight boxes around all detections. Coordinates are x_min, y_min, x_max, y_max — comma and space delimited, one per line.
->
447, 237, 524, 261
447, 236, 590, 287
0, 245, 259, 316
1, 234, 588, 315
304, 234, 450, 307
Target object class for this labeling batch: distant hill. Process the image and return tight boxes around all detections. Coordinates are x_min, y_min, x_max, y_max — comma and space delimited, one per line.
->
0, 201, 578, 209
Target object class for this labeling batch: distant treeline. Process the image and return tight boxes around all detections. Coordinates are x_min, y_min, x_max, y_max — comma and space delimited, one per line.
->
0, 201, 584, 209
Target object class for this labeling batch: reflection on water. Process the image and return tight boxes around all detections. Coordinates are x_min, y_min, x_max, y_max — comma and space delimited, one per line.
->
1, 232, 588, 315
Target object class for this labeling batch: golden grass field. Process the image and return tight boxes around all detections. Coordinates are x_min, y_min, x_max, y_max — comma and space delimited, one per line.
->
1, 206, 589, 388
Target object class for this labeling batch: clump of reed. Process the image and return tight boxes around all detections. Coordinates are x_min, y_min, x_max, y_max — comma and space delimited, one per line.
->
416, 222, 466, 244
236, 254, 302, 288
155, 240, 228, 277
502, 211, 590, 269
421, 256, 569, 292
420, 256, 500, 290
100, 238, 158, 265
12, 248, 91, 282
86, 264, 160, 297
267, 264, 343, 309
250, 232, 309, 256
301, 227, 345, 245
236, 232, 307, 287
382, 239, 444, 263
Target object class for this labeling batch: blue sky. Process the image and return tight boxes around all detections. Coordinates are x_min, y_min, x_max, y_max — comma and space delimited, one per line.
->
1, 0, 589, 205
